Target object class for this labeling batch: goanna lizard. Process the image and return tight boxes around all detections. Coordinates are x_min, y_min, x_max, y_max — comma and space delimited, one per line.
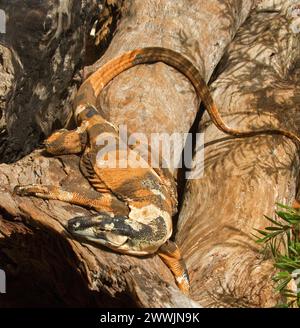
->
14, 47, 300, 295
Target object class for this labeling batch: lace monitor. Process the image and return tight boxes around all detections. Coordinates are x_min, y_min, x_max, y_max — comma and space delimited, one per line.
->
14, 47, 300, 295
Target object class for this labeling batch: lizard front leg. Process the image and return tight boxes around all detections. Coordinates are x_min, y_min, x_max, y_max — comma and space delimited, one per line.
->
13, 184, 128, 215
158, 240, 190, 294
44, 125, 88, 155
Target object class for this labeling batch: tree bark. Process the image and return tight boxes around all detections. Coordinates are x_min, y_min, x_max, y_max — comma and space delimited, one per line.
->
177, 4, 300, 307
0, 0, 103, 163
0, 0, 255, 307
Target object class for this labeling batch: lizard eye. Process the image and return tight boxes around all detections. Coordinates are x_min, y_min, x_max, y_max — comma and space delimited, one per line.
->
73, 222, 81, 229
67, 219, 82, 231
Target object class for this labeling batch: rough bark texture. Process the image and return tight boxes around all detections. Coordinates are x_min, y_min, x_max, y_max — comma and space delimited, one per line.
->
177, 5, 300, 307
0, 0, 103, 163
0, 0, 256, 307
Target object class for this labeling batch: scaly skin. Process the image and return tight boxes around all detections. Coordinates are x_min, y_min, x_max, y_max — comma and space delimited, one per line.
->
14, 47, 300, 295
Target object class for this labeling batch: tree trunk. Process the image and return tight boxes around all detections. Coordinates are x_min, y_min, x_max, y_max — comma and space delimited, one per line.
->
177, 3, 300, 307
0, 0, 102, 163
0, 0, 255, 307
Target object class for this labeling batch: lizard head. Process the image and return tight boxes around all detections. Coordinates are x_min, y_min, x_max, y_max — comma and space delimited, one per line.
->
67, 213, 129, 250
67, 213, 169, 255
44, 128, 87, 155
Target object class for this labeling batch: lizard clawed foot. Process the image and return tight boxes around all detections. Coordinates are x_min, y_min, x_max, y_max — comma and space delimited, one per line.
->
13, 184, 52, 197
158, 240, 190, 294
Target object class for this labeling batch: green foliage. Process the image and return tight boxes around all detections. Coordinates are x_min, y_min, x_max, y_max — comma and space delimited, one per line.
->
256, 203, 300, 308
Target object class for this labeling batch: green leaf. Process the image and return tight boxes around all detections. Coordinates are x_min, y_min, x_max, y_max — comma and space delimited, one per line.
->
276, 303, 289, 308
276, 203, 293, 210
276, 211, 300, 224
274, 271, 290, 280
275, 277, 291, 292
256, 202, 300, 307
265, 226, 285, 231
288, 245, 299, 256
254, 228, 269, 236
263, 215, 284, 227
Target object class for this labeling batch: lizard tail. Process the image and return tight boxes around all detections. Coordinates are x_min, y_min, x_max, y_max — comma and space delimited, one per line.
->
75, 47, 300, 145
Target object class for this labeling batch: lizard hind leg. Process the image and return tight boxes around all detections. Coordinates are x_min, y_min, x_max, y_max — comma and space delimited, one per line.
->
158, 240, 190, 294
13, 184, 127, 215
